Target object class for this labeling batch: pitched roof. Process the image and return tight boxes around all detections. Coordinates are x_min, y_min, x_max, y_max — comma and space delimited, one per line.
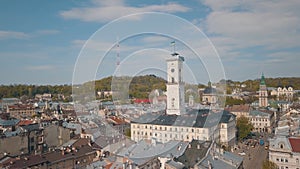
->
0, 118, 20, 127
132, 109, 234, 127
226, 104, 250, 112
18, 120, 33, 126
288, 137, 300, 153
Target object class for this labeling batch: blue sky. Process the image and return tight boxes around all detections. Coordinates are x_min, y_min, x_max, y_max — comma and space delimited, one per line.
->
1, 0, 300, 85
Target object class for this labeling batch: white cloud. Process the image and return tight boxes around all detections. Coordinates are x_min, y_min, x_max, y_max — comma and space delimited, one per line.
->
199, 0, 300, 64
26, 65, 55, 71
36, 29, 60, 35
60, 0, 190, 22
0, 30, 29, 40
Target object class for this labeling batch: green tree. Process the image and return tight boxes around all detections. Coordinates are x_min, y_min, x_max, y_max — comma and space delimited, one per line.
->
237, 116, 253, 141
124, 128, 131, 137
225, 97, 246, 106
262, 160, 278, 169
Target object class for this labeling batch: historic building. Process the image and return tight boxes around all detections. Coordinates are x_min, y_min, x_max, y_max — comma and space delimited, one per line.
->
131, 52, 236, 146
249, 110, 273, 133
270, 85, 294, 101
259, 73, 268, 108
269, 136, 300, 169
166, 52, 185, 115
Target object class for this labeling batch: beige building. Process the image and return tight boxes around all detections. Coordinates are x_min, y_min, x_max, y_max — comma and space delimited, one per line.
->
7, 104, 36, 119
226, 104, 251, 119
271, 86, 294, 101
249, 110, 273, 133
131, 110, 236, 146
269, 136, 300, 169
201, 87, 218, 105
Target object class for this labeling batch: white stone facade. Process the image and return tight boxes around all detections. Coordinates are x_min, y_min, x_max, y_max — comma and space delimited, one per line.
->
166, 55, 185, 115
269, 136, 300, 169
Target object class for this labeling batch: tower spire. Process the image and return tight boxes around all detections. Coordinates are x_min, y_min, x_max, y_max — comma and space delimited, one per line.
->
260, 72, 266, 85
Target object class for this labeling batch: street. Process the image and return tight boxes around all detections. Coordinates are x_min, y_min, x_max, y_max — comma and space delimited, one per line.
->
233, 135, 269, 169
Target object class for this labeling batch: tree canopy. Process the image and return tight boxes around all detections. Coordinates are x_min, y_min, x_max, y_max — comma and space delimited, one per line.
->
262, 160, 278, 169
236, 116, 253, 141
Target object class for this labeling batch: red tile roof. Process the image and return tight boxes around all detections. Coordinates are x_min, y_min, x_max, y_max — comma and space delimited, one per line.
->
18, 120, 33, 126
226, 104, 250, 112
108, 116, 126, 125
133, 99, 150, 104
289, 137, 300, 153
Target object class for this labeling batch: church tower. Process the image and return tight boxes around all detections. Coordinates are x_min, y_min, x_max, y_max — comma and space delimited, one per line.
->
166, 52, 185, 115
259, 73, 268, 107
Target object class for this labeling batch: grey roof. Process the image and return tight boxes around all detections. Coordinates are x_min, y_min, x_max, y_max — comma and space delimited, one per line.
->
198, 151, 243, 169
21, 123, 40, 132
176, 140, 211, 168
132, 109, 234, 128
249, 110, 270, 117
203, 87, 217, 94
118, 140, 189, 166
0, 118, 20, 127
166, 160, 185, 169
3, 127, 22, 137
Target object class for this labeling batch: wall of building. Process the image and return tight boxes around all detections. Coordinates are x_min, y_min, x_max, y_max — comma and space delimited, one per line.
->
44, 125, 71, 148
0, 134, 28, 157
131, 123, 211, 143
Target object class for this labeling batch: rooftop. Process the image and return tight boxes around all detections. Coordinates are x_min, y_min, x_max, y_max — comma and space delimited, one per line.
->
288, 137, 300, 153
132, 109, 234, 128
226, 104, 250, 112
249, 110, 270, 117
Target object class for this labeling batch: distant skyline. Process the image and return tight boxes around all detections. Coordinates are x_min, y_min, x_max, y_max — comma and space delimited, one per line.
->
1, 0, 300, 85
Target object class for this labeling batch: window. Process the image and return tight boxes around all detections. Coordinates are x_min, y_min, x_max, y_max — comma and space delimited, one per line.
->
280, 144, 284, 149
285, 159, 288, 162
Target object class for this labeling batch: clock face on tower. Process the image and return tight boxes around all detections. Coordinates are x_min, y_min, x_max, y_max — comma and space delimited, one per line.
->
171, 68, 175, 73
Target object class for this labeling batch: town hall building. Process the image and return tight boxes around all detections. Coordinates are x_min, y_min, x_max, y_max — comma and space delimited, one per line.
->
131, 51, 236, 146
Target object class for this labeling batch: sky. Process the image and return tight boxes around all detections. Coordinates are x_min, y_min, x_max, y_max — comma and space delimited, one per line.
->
1, 0, 300, 85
